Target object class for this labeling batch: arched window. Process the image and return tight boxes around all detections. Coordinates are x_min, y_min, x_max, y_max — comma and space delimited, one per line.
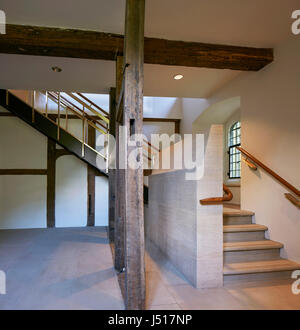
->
228, 121, 241, 179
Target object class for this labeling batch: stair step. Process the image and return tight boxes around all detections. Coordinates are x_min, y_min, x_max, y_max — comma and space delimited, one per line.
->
223, 211, 253, 225
224, 240, 283, 252
224, 259, 300, 275
223, 224, 267, 233
224, 248, 281, 263
223, 209, 254, 217
223, 225, 267, 242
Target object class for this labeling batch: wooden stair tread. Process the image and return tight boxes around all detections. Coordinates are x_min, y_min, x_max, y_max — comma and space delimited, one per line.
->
224, 259, 300, 275
223, 209, 254, 217
223, 224, 268, 233
224, 240, 283, 251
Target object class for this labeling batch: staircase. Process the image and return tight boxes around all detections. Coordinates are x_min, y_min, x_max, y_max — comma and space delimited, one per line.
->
0, 89, 158, 172
0, 89, 155, 201
223, 207, 300, 284
0, 89, 109, 175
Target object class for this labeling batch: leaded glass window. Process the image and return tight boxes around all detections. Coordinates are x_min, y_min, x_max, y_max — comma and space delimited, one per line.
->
228, 121, 241, 179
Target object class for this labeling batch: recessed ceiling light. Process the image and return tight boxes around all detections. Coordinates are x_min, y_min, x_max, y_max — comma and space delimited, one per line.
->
52, 66, 62, 73
174, 74, 183, 80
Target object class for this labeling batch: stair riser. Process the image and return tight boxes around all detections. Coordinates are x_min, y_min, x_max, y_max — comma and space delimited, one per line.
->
224, 249, 281, 263
224, 231, 265, 242
224, 270, 296, 285
223, 216, 252, 225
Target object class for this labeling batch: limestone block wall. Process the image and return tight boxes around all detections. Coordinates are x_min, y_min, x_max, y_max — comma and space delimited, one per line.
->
145, 125, 223, 288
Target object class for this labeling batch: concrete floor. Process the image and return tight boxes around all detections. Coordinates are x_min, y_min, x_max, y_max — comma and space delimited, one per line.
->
145, 241, 300, 310
0, 227, 299, 310
0, 227, 124, 310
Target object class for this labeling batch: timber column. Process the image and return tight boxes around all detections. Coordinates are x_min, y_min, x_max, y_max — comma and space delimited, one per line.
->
108, 87, 116, 241
123, 0, 146, 310
114, 56, 126, 272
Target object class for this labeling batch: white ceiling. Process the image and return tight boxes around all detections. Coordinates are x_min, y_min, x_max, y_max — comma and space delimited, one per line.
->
0, 0, 298, 97
0, 53, 241, 97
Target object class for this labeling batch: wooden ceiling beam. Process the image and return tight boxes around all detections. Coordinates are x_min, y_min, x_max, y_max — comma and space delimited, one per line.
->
0, 24, 273, 71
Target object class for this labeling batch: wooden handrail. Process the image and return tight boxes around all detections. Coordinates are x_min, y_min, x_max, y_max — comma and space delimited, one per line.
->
76, 93, 109, 117
285, 194, 300, 208
48, 92, 108, 135
143, 139, 160, 152
49, 92, 108, 132
66, 92, 109, 124
48, 92, 160, 155
242, 157, 257, 170
200, 184, 233, 205
237, 147, 300, 197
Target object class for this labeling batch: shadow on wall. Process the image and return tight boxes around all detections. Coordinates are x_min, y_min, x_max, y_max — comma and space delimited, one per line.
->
192, 96, 240, 152
192, 96, 240, 135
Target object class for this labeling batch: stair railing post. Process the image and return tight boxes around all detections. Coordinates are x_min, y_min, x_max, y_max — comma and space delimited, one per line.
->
65, 107, 68, 130
32, 91, 35, 123
57, 92, 60, 140
105, 133, 109, 174
82, 106, 85, 158
45, 91, 48, 117
6, 90, 9, 106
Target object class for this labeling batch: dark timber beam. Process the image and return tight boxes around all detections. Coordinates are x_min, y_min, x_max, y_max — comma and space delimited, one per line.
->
114, 56, 125, 272
0, 24, 273, 71
47, 139, 56, 228
123, 0, 146, 310
108, 87, 116, 242
0, 169, 47, 175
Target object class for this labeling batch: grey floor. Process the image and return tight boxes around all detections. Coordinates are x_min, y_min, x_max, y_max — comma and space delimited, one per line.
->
0, 227, 299, 310
145, 241, 300, 310
0, 227, 124, 310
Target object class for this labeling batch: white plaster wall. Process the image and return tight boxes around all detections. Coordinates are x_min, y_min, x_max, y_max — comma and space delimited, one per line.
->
224, 186, 240, 205
0, 114, 47, 169
142, 97, 210, 146
143, 122, 175, 141
207, 36, 300, 263
95, 176, 109, 226
0, 176, 47, 229
55, 156, 87, 228
0, 110, 109, 229
0, 113, 47, 229
181, 98, 209, 134
60, 118, 84, 142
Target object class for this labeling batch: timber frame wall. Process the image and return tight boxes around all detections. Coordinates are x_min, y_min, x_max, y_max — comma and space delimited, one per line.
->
0, 111, 104, 228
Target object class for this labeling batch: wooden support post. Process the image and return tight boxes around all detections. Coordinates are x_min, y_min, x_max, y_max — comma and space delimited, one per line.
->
108, 87, 117, 242
47, 138, 56, 228
123, 0, 146, 310
114, 56, 126, 272
87, 125, 96, 226
175, 119, 180, 135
